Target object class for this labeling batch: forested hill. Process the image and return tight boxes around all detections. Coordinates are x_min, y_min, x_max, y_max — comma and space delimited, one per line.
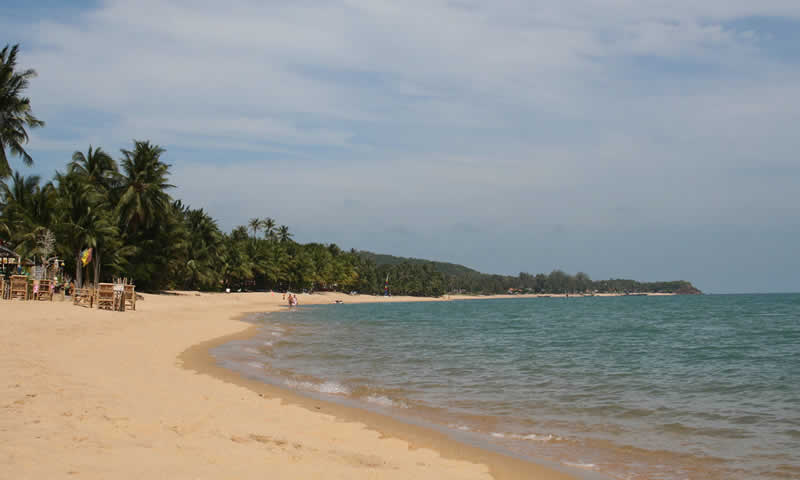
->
356, 251, 481, 277
356, 251, 702, 295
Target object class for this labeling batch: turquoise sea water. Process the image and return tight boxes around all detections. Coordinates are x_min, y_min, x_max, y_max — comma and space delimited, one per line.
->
213, 294, 800, 480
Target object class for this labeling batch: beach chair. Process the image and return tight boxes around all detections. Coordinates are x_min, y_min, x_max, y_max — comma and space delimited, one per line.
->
36, 279, 54, 301
73, 287, 94, 308
10, 275, 28, 301
124, 284, 136, 311
96, 283, 115, 310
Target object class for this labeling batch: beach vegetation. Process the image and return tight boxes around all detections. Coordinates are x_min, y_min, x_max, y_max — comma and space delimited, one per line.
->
0, 148, 701, 295
0, 44, 45, 178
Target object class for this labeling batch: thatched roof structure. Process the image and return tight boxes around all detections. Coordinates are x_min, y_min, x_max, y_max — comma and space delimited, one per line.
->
0, 244, 32, 266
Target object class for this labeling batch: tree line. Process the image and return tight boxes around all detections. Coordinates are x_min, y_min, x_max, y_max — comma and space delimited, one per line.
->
358, 252, 701, 295
0, 138, 451, 295
0, 141, 364, 292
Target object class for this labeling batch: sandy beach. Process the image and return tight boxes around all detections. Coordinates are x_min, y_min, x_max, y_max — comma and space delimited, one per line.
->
1, 291, 581, 480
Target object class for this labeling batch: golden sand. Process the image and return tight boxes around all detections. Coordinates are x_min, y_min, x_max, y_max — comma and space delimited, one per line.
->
1, 291, 578, 479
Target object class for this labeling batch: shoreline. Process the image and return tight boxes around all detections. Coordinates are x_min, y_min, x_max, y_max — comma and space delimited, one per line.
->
182, 292, 611, 479
1, 290, 592, 480
180, 308, 591, 480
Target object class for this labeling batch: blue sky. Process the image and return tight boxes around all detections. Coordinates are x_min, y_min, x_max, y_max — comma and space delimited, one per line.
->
3, 0, 800, 293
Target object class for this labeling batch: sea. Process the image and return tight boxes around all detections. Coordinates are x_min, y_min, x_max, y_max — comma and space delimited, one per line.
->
211, 294, 800, 480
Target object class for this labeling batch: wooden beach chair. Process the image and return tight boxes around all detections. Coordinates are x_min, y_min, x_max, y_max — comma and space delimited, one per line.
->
123, 284, 136, 311
10, 275, 28, 301
36, 279, 54, 301
73, 287, 94, 308
96, 283, 115, 310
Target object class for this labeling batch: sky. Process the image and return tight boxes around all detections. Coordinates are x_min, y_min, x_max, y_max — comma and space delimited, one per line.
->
3, 0, 800, 293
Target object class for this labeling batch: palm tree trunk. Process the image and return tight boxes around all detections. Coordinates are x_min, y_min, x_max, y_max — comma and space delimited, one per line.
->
93, 250, 101, 284
75, 252, 83, 288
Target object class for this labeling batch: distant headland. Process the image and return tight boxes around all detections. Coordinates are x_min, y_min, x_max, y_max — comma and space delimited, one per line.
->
356, 251, 702, 297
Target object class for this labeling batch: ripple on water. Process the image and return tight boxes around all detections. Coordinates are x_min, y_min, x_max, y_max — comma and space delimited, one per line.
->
215, 294, 800, 480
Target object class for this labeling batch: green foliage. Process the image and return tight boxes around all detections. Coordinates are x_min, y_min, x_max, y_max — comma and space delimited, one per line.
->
0, 44, 45, 178
0, 146, 700, 296
359, 251, 701, 295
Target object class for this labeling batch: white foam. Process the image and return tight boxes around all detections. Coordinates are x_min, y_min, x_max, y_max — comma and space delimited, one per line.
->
318, 381, 350, 395
245, 361, 264, 369
262, 341, 273, 347
563, 462, 596, 470
284, 379, 310, 390
492, 432, 562, 442
448, 424, 471, 432
365, 395, 408, 409
285, 379, 350, 395
271, 332, 281, 336
243, 347, 260, 354
517, 433, 560, 442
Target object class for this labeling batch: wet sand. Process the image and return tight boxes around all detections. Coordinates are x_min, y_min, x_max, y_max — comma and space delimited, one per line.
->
0, 291, 585, 479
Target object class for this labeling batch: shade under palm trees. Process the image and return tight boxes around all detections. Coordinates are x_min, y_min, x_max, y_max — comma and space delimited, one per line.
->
0, 44, 44, 178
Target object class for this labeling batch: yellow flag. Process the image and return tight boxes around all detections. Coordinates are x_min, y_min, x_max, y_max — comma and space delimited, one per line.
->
81, 248, 93, 266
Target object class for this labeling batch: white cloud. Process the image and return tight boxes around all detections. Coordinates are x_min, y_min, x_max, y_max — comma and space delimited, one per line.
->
5, 0, 800, 290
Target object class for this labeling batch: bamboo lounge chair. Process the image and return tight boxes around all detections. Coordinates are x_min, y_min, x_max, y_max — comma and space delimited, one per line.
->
10, 275, 28, 301
35, 279, 54, 301
73, 287, 94, 308
96, 283, 115, 310
123, 284, 136, 311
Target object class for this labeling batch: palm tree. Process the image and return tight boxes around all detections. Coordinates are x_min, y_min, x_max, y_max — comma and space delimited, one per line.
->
54, 171, 117, 287
220, 226, 255, 290
248, 217, 261, 240
181, 207, 223, 290
0, 172, 41, 228
277, 225, 292, 243
68, 146, 121, 281
69, 146, 118, 192
0, 44, 45, 178
261, 217, 276, 240
0, 172, 55, 257
117, 140, 174, 233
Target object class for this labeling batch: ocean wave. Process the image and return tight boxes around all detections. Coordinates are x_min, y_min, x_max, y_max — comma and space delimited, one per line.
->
516, 433, 561, 442
285, 379, 350, 395
448, 424, 471, 432
364, 395, 408, 408
490, 432, 562, 442
562, 461, 596, 470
